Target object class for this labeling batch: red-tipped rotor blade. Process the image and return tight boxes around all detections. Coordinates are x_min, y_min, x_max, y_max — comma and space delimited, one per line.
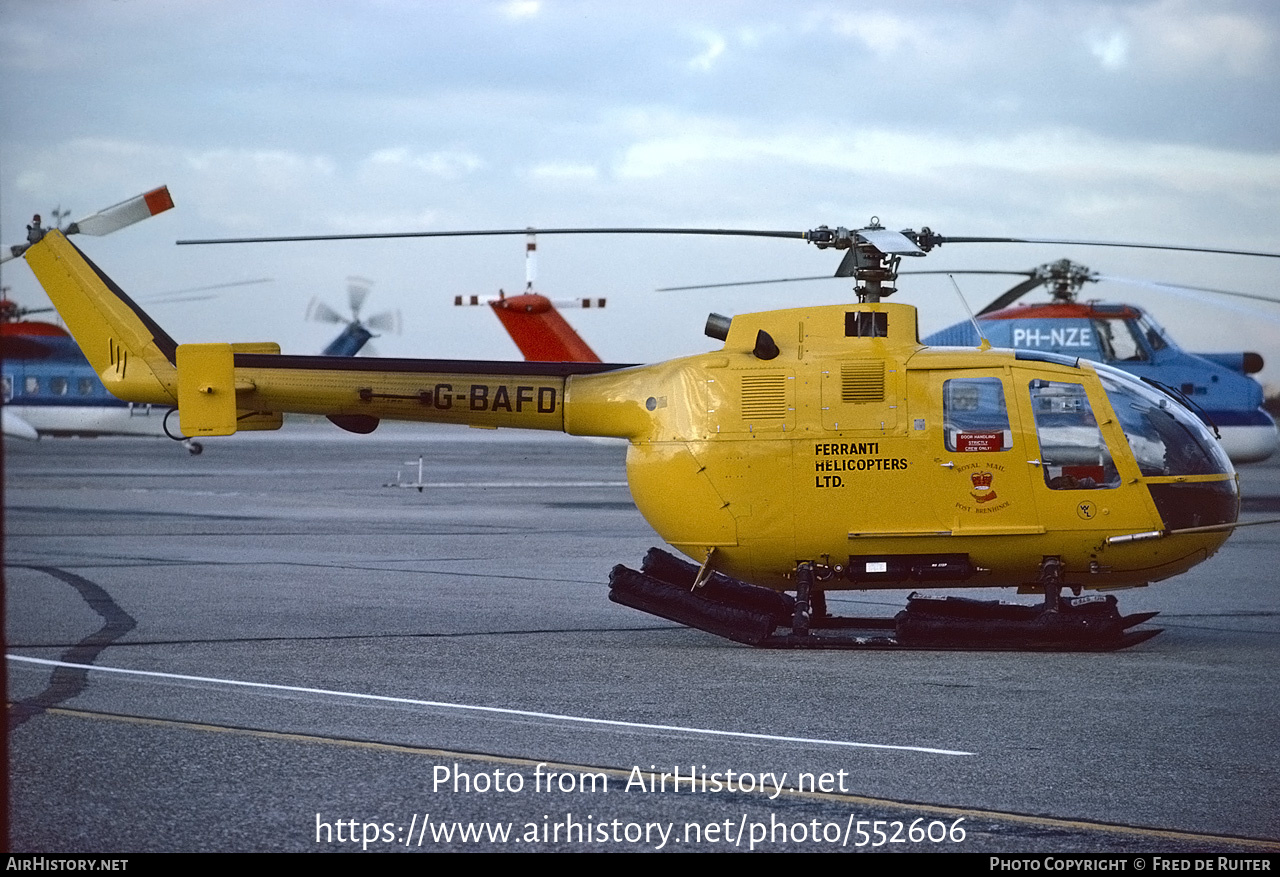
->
69, 186, 174, 237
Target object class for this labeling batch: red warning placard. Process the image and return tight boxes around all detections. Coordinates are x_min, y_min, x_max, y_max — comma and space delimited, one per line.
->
957, 432, 1004, 452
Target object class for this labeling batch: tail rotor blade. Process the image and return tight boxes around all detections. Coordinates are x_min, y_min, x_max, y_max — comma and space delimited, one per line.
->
525, 231, 537, 290
550, 298, 607, 309
365, 310, 401, 334
346, 276, 372, 317
68, 186, 174, 237
307, 298, 349, 325
3, 185, 174, 262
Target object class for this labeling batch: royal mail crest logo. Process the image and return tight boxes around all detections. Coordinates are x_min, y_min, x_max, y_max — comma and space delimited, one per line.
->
969, 470, 998, 503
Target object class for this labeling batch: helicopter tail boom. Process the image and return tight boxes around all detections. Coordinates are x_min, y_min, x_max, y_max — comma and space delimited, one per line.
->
22, 231, 287, 437
21, 230, 641, 438
221, 353, 625, 435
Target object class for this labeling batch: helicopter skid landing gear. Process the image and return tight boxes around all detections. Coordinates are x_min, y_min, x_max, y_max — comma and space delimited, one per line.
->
792, 562, 814, 637
608, 548, 1161, 651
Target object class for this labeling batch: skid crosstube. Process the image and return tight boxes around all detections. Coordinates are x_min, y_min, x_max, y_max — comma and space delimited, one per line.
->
608, 549, 1162, 652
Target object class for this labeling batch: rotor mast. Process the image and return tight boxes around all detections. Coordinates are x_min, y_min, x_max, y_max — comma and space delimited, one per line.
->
807, 218, 934, 303
1038, 259, 1097, 303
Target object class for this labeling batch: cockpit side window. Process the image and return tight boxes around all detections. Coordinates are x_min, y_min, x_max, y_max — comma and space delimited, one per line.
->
1141, 316, 1172, 350
1028, 380, 1120, 490
1134, 314, 1168, 352
944, 377, 1011, 452
1093, 318, 1148, 362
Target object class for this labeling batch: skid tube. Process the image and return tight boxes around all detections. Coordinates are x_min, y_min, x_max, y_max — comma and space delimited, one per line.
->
608, 549, 1162, 652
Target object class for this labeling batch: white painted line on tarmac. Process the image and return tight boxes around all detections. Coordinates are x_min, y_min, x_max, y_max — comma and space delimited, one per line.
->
7, 654, 975, 757
421, 480, 629, 488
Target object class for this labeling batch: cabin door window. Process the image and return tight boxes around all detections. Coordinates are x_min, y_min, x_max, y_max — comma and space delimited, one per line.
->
944, 377, 1012, 453
1027, 380, 1120, 490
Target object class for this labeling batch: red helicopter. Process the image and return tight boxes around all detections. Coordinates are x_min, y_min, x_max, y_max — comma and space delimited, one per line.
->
455, 233, 604, 363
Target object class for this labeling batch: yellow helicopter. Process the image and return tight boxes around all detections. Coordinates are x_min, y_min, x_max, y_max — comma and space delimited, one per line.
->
10, 188, 1276, 651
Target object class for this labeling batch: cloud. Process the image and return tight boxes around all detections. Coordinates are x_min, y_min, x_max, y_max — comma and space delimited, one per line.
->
688, 31, 727, 71
816, 9, 938, 57
311, 208, 442, 234
530, 163, 599, 181
1088, 30, 1130, 69
0, 19, 71, 73
186, 148, 338, 184
610, 113, 1280, 194
364, 148, 485, 179
1133, 0, 1273, 77
498, 0, 541, 21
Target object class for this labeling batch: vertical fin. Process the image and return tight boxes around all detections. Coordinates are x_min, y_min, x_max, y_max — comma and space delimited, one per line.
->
22, 231, 178, 405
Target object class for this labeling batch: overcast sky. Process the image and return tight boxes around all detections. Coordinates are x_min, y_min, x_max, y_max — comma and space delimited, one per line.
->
3, 0, 1278, 386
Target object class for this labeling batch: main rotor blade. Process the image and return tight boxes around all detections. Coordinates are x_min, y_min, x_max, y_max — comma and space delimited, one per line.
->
977, 276, 1054, 316
1112, 279, 1280, 327
658, 275, 831, 292
141, 293, 219, 305
932, 235, 1280, 260
177, 227, 811, 245
177, 223, 1280, 260
1094, 274, 1280, 306
901, 269, 1037, 278
148, 277, 274, 300
657, 268, 1033, 293
11, 304, 55, 317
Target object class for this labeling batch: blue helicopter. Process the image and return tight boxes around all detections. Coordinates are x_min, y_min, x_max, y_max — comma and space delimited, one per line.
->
922, 259, 1277, 464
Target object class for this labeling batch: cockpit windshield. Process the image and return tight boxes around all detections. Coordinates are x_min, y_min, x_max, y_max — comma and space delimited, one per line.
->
1094, 363, 1232, 477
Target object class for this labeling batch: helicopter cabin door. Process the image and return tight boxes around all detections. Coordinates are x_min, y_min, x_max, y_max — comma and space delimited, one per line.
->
1010, 371, 1125, 533
928, 371, 1044, 536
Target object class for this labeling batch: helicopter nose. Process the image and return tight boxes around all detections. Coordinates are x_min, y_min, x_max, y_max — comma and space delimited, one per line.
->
1146, 480, 1239, 531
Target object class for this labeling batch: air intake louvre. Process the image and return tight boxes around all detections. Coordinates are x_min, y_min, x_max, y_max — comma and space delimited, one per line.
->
741, 373, 787, 420
841, 362, 885, 403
